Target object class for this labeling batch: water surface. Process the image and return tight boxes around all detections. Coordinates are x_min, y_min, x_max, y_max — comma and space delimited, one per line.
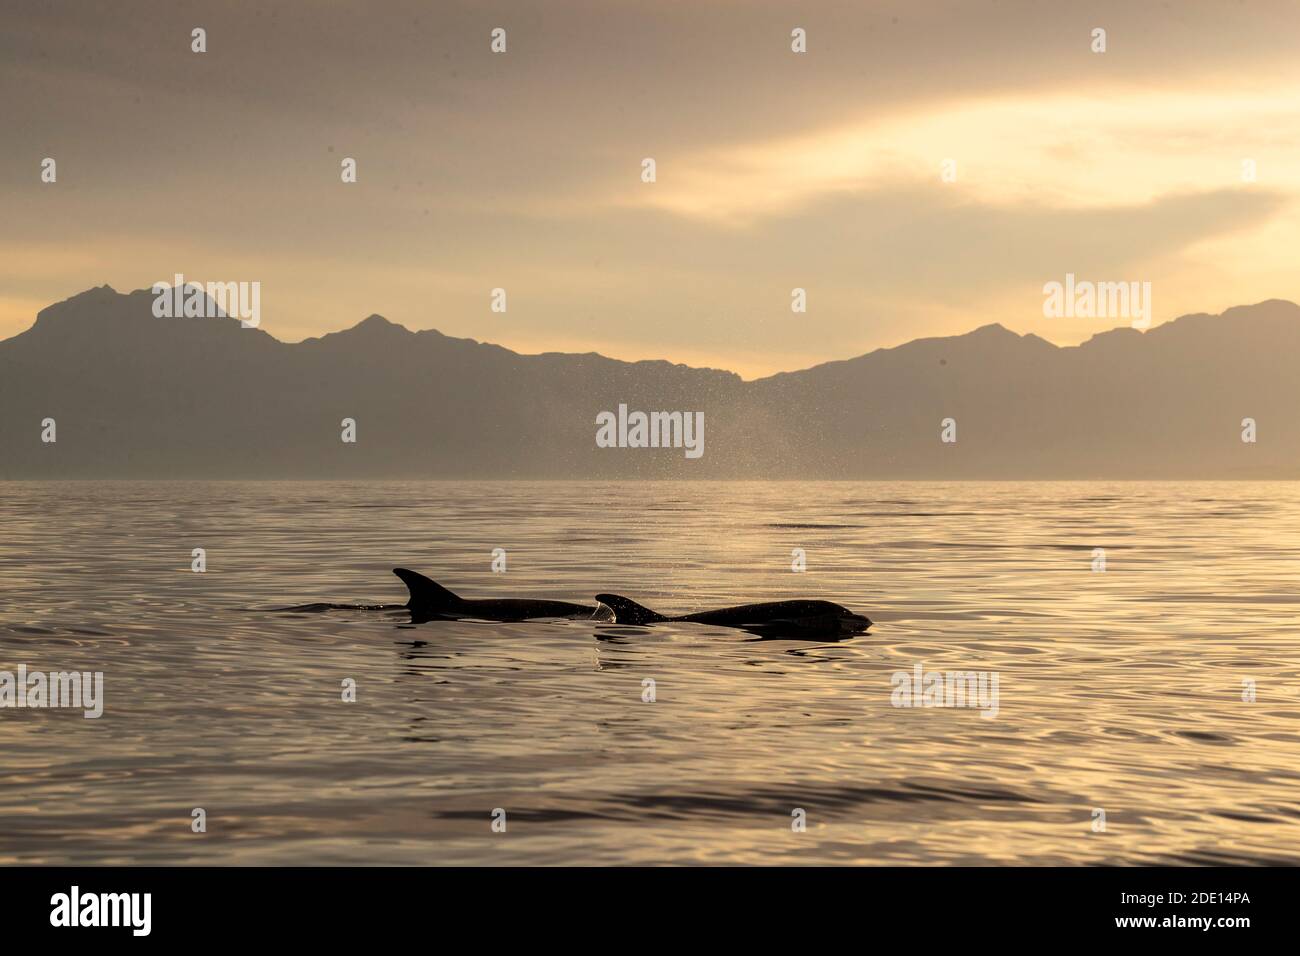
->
2, 480, 1298, 864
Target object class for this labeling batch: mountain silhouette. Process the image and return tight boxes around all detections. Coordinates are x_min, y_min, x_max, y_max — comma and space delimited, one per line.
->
1, 286, 1296, 478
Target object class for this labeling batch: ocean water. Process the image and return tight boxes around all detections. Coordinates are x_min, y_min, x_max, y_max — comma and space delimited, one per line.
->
1, 480, 1299, 865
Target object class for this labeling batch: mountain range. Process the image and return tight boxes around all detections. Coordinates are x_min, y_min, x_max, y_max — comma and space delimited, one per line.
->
2, 286, 1297, 478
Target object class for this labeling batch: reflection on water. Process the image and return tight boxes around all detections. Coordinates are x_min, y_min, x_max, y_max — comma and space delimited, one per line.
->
1, 480, 1299, 864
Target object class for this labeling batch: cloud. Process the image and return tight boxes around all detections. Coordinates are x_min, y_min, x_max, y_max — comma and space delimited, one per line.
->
632, 85, 1300, 225
2, 0, 1300, 374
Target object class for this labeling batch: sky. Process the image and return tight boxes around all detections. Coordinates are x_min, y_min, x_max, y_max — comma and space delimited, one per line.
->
3, 0, 1298, 378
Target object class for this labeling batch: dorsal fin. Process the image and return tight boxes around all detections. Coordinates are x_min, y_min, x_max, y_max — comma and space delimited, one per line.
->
595, 593, 666, 625
393, 568, 463, 612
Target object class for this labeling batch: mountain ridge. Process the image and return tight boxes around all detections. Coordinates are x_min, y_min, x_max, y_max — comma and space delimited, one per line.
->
2, 287, 1297, 479
16, 284, 1300, 379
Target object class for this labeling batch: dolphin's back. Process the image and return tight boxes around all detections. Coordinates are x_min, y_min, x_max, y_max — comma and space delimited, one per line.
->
595, 594, 666, 625
460, 598, 599, 620
683, 600, 845, 623
597, 595, 869, 635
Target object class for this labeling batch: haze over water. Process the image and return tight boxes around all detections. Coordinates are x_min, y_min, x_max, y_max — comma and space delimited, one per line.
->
2, 480, 1298, 865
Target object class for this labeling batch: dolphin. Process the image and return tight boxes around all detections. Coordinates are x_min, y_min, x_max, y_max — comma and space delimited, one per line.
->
394, 568, 604, 623
594, 593, 872, 638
